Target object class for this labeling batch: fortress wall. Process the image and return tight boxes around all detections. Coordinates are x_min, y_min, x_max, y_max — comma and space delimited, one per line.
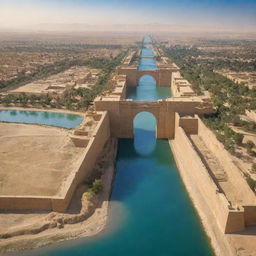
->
168, 100, 213, 116
179, 116, 198, 134
197, 117, 256, 206
52, 111, 111, 212
117, 67, 137, 86
95, 98, 213, 139
0, 112, 111, 212
0, 196, 52, 211
173, 117, 230, 231
95, 99, 120, 137
172, 113, 245, 234
243, 206, 256, 226
158, 69, 172, 86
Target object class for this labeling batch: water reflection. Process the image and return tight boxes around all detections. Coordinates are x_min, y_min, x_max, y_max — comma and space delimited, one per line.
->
134, 112, 156, 156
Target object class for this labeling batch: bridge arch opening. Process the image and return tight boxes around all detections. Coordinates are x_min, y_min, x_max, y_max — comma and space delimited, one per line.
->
133, 111, 157, 155
138, 75, 156, 88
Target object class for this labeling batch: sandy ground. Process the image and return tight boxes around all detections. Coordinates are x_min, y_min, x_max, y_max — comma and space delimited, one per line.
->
0, 139, 117, 254
227, 227, 256, 256
0, 122, 84, 196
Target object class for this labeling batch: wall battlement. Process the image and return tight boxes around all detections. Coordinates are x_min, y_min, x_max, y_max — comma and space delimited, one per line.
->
172, 113, 256, 234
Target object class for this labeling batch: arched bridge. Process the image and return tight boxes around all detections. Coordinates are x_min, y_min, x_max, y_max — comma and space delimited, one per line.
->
95, 98, 213, 139
117, 65, 179, 87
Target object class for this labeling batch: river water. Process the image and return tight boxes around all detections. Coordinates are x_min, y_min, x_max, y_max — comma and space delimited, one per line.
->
20, 37, 213, 256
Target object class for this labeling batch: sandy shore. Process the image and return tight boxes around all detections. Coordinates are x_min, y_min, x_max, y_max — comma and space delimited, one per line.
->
0, 139, 118, 254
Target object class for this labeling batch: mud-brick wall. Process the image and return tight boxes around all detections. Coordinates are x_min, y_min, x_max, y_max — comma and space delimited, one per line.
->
179, 117, 198, 135
158, 69, 172, 86
243, 206, 256, 226
0, 196, 52, 210
117, 67, 137, 86
0, 112, 111, 212
171, 125, 236, 233
197, 117, 256, 206
52, 111, 111, 212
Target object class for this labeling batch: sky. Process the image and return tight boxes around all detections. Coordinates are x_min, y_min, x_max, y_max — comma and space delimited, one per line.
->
0, 0, 256, 31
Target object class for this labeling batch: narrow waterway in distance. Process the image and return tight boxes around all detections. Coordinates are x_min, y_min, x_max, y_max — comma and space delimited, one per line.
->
127, 42, 172, 101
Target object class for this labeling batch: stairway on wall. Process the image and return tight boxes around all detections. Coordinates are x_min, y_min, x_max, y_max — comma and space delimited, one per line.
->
190, 134, 228, 182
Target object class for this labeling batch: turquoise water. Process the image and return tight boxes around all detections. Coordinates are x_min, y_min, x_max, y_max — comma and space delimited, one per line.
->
20, 37, 213, 256
126, 75, 172, 101
138, 58, 158, 70
25, 112, 213, 256
141, 48, 154, 58
127, 44, 172, 101
0, 110, 83, 129
138, 48, 157, 70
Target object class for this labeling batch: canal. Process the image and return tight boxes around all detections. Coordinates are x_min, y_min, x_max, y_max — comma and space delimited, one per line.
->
22, 36, 213, 256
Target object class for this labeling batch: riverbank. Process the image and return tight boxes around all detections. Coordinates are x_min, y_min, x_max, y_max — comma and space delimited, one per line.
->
0, 138, 118, 254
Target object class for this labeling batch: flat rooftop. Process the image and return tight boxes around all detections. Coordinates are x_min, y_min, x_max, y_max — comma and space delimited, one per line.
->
0, 123, 84, 197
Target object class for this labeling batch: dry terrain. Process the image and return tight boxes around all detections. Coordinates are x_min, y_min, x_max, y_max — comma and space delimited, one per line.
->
0, 137, 117, 254
0, 122, 84, 196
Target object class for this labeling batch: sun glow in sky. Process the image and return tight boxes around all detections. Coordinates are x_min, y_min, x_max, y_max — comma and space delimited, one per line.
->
0, 0, 256, 31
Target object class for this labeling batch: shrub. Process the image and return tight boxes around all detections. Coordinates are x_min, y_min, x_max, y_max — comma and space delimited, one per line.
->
246, 140, 255, 150
246, 176, 256, 192
233, 133, 244, 146
88, 179, 103, 195
252, 163, 256, 172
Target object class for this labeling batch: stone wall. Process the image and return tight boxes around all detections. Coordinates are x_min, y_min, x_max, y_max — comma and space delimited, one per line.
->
172, 117, 239, 233
95, 97, 213, 139
172, 113, 256, 235
244, 206, 256, 226
0, 111, 110, 212
0, 197, 52, 211
117, 66, 177, 87
179, 115, 198, 134
197, 117, 256, 206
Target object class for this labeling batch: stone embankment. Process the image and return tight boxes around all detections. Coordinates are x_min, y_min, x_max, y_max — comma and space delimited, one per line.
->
171, 113, 256, 255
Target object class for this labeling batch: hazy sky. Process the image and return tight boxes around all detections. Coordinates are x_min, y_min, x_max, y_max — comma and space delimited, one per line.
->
0, 0, 256, 31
